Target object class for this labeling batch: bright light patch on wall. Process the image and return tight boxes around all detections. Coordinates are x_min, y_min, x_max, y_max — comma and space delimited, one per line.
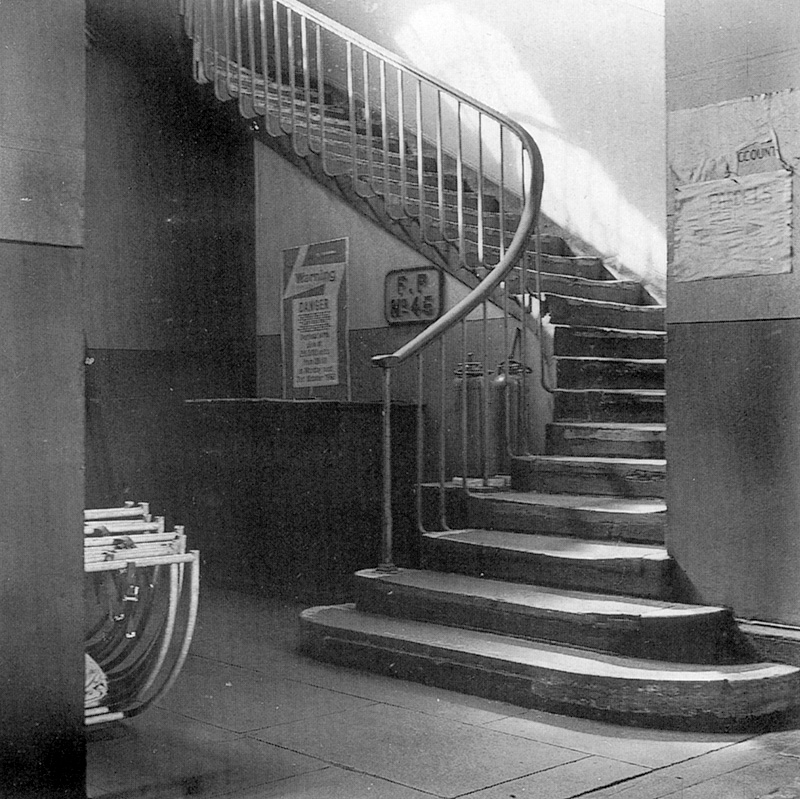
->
393, 3, 666, 296
394, 4, 560, 130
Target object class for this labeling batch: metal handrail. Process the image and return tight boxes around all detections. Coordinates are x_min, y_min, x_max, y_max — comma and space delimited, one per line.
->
179, 0, 545, 572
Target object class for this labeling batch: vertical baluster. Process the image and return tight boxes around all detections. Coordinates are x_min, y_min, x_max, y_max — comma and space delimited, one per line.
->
316, 25, 327, 166
379, 367, 396, 572
456, 101, 465, 258
436, 91, 446, 243
380, 59, 390, 202
502, 263, 513, 460
415, 79, 425, 224
258, 0, 271, 125
519, 246, 530, 456
498, 127, 506, 260
481, 300, 490, 484
300, 15, 313, 154
416, 354, 426, 533
199, 0, 212, 84
438, 336, 449, 529
346, 42, 363, 193
184, 0, 200, 82
235, 0, 254, 117
246, 0, 258, 113
273, 1, 288, 133
460, 319, 469, 489
211, 0, 226, 100
182, 0, 194, 37
222, 0, 233, 99
476, 114, 485, 265
194, 0, 208, 84
397, 70, 407, 218
287, 11, 299, 143
363, 51, 375, 191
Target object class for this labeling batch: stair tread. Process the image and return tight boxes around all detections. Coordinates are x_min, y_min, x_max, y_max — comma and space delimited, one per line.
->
518, 454, 666, 466
549, 422, 666, 431
546, 293, 665, 313
303, 605, 797, 682
553, 388, 665, 397
554, 324, 666, 337
555, 356, 666, 365
424, 528, 669, 561
474, 491, 666, 514
357, 567, 710, 618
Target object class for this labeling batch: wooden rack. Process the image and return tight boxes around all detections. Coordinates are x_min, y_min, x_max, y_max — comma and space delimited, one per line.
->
84, 502, 200, 726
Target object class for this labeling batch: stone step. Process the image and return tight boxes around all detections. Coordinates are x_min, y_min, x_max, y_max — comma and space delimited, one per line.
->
553, 388, 665, 423
352, 568, 743, 663
545, 294, 665, 332
421, 529, 673, 599
466, 490, 665, 543
553, 325, 666, 359
555, 357, 665, 390
547, 422, 666, 459
510, 454, 666, 497
300, 606, 800, 731
508, 270, 648, 305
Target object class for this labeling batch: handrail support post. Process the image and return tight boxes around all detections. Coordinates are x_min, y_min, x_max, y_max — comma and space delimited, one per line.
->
377, 365, 398, 573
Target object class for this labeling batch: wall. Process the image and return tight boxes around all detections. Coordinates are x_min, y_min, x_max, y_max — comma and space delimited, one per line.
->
84, 0, 256, 515
0, 2, 86, 796
299, 0, 667, 299
665, 0, 800, 624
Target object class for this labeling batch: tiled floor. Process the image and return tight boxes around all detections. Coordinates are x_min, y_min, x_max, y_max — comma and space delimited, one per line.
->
87, 587, 800, 799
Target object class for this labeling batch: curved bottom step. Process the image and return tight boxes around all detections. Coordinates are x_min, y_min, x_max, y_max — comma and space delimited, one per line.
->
300, 604, 800, 732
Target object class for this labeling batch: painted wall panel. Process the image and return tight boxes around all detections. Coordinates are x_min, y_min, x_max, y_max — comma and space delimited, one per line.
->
0, 2, 85, 247
0, 242, 85, 797
667, 319, 800, 624
666, 0, 800, 112
85, 28, 255, 352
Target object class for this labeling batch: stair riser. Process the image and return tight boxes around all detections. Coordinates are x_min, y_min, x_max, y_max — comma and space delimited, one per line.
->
509, 272, 647, 305
546, 296, 665, 332
510, 460, 665, 498
553, 393, 665, 423
546, 426, 666, 459
554, 327, 665, 359
556, 360, 664, 390
421, 537, 673, 599
355, 578, 740, 664
301, 624, 796, 733
467, 495, 665, 544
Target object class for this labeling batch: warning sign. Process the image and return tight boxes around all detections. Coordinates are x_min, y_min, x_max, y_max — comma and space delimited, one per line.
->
281, 238, 349, 396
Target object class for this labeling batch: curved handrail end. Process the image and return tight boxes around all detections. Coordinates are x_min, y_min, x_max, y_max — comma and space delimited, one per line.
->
372, 353, 400, 369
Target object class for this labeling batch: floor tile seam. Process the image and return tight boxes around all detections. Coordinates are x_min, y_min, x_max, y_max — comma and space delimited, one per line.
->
485, 716, 756, 770
573, 738, 768, 798
450, 753, 595, 798
479, 720, 719, 770
230, 739, 447, 798
270, 675, 530, 731
145, 704, 252, 739
237, 700, 384, 734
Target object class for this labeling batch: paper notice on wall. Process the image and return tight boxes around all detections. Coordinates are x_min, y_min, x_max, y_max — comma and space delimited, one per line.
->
281, 238, 349, 396
673, 170, 793, 282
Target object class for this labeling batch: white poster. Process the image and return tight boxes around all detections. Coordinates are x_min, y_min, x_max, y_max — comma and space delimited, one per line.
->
282, 238, 349, 395
673, 170, 793, 282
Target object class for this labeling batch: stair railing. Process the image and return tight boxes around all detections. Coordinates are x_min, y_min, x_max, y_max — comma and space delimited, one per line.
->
179, 0, 544, 570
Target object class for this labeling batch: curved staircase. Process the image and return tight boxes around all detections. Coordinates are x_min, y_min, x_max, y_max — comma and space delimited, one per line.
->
180, 0, 800, 731
302, 244, 800, 731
